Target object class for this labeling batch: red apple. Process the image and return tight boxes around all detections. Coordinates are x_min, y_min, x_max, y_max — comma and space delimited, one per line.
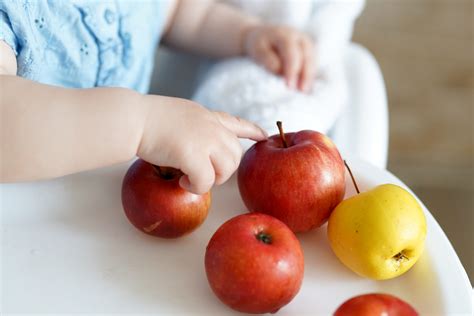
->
121, 159, 211, 238
238, 121, 345, 233
205, 213, 304, 314
334, 293, 418, 316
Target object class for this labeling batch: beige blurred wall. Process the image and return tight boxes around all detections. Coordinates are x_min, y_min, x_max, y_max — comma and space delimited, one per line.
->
352, 0, 473, 282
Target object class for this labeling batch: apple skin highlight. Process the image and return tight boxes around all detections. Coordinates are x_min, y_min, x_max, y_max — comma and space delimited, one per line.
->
238, 126, 345, 233
205, 213, 304, 314
327, 183, 426, 280
334, 293, 418, 316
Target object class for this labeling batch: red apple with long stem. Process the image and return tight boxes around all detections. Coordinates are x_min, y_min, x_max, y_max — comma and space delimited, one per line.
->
238, 121, 345, 233
121, 159, 211, 238
205, 213, 304, 314
334, 293, 418, 316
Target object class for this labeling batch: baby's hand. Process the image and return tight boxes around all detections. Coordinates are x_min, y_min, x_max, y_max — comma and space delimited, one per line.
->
137, 95, 267, 194
243, 24, 316, 92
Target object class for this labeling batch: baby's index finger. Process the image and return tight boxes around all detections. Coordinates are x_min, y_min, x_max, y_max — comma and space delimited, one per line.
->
215, 112, 268, 141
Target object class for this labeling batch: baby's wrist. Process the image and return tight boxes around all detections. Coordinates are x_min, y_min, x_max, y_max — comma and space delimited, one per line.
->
109, 88, 149, 158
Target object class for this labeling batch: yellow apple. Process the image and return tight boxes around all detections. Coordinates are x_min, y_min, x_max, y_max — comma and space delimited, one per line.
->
327, 181, 427, 280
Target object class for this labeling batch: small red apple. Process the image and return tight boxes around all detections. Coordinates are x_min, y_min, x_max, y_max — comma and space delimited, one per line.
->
334, 293, 418, 316
238, 121, 345, 233
205, 213, 304, 314
121, 159, 211, 238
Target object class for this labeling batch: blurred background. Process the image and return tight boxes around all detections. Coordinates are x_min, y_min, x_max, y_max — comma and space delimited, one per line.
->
352, 0, 472, 282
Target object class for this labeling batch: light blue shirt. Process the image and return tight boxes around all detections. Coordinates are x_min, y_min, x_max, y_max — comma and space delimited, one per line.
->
0, 0, 171, 93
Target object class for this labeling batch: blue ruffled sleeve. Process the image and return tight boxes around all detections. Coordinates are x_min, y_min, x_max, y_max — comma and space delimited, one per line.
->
0, 7, 19, 55
0, 0, 169, 92
0, 0, 20, 56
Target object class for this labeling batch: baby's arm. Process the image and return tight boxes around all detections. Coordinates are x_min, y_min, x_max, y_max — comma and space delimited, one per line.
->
162, 0, 259, 57
163, 0, 316, 92
0, 42, 144, 182
0, 41, 266, 193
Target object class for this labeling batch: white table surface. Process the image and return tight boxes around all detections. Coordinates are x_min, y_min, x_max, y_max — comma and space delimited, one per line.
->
1, 158, 472, 315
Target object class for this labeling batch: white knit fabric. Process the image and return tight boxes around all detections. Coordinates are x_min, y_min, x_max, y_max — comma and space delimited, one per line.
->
194, 57, 346, 134
193, 0, 365, 136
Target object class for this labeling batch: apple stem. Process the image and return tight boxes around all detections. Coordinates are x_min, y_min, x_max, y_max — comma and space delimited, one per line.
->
152, 165, 182, 180
276, 121, 288, 148
256, 232, 272, 245
393, 251, 409, 261
344, 160, 360, 194
153, 165, 165, 177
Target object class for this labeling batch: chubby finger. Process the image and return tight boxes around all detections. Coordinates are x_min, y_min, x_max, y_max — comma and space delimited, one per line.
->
276, 36, 303, 90
215, 111, 268, 141
299, 37, 317, 92
253, 39, 281, 74
211, 130, 242, 185
220, 130, 244, 165
179, 156, 215, 194
211, 148, 239, 185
